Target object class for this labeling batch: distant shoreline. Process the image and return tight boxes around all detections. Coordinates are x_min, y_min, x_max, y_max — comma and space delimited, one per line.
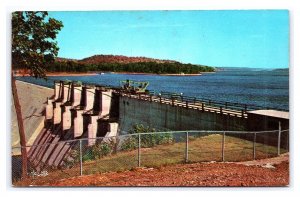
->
14, 71, 216, 77
111, 72, 203, 76
14, 72, 98, 77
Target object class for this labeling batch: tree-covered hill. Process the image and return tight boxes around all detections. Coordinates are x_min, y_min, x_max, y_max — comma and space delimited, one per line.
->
45, 54, 216, 74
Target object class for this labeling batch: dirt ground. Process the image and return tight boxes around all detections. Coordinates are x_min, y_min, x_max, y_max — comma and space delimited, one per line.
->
18, 153, 289, 187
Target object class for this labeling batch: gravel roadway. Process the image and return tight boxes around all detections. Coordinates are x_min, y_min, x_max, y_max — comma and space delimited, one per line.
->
19, 154, 289, 187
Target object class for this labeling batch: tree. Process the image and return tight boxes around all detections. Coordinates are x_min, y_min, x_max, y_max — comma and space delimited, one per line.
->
12, 11, 63, 179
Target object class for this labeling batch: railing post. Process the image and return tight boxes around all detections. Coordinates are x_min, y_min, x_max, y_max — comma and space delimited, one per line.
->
138, 133, 141, 167
186, 101, 188, 108
277, 121, 281, 156
225, 102, 228, 109
241, 110, 244, 118
185, 131, 189, 163
220, 106, 223, 114
222, 131, 225, 162
202, 103, 204, 111
253, 132, 256, 160
172, 98, 174, 106
79, 139, 83, 176
159, 96, 162, 103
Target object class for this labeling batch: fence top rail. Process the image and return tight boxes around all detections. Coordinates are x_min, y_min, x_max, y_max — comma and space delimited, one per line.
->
12, 129, 288, 149
121, 129, 283, 136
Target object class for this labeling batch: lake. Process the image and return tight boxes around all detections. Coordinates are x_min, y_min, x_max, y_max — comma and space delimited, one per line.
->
16, 67, 289, 111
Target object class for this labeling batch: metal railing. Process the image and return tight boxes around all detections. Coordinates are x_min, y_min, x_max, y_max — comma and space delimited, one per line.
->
122, 93, 249, 117
148, 90, 288, 112
11, 129, 289, 184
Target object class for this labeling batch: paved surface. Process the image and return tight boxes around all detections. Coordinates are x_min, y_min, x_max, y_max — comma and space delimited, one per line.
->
11, 80, 53, 154
247, 109, 289, 119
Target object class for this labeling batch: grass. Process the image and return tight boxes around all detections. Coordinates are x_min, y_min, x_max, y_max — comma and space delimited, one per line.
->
13, 134, 287, 186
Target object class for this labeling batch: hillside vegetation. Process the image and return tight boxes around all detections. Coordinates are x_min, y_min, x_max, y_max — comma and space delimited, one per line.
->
47, 55, 215, 74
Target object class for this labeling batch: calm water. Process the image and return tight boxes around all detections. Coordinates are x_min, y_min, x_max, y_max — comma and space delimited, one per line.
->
17, 68, 289, 111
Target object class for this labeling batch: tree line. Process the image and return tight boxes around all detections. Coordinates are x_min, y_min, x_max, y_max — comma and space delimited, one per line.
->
45, 61, 215, 74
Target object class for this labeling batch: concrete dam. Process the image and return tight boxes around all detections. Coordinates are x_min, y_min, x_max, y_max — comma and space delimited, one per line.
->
25, 80, 289, 169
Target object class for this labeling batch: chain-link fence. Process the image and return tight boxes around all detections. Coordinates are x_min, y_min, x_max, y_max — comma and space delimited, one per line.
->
12, 129, 289, 185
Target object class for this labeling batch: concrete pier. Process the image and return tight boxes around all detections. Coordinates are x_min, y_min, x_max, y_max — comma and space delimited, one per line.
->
62, 105, 72, 131
53, 102, 62, 125
88, 115, 98, 146
73, 110, 84, 138
72, 83, 82, 107
62, 82, 71, 103
85, 85, 96, 111
54, 81, 62, 100
99, 89, 112, 116
45, 98, 54, 120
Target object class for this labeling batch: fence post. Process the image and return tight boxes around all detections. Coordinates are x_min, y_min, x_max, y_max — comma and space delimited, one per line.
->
287, 130, 289, 151
253, 132, 256, 160
185, 131, 189, 163
138, 133, 141, 167
79, 139, 83, 176
202, 103, 204, 111
222, 131, 225, 162
220, 106, 223, 114
277, 121, 281, 156
172, 98, 174, 106
186, 101, 188, 108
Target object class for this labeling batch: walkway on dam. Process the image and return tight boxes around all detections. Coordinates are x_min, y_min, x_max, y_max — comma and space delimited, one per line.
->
121, 93, 248, 118
11, 81, 53, 155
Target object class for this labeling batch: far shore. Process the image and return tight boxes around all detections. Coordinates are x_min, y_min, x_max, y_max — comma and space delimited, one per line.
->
111, 72, 203, 76
14, 71, 216, 77
14, 72, 99, 77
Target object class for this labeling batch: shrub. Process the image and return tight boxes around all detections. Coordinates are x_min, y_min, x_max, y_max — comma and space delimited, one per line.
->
132, 124, 174, 147
120, 136, 138, 151
90, 142, 113, 159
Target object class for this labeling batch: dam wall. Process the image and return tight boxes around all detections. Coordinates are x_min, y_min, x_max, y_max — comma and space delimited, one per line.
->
118, 96, 247, 133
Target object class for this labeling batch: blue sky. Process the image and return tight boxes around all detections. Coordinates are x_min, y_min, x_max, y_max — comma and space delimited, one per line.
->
49, 10, 289, 68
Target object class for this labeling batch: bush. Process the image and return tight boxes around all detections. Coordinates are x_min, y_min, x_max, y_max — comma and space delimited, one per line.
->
132, 124, 174, 147
90, 142, 113, 160
62, 149, 80, 169
120, 137, 138, 151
